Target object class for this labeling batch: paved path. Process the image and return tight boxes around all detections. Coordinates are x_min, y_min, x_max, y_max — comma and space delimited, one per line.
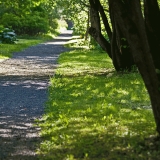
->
0, 30, 73, 160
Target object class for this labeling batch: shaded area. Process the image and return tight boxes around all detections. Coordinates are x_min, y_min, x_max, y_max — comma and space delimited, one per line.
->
39, 73, 157, 160
37, 49, 160, 160
0, 80, 48, 159
0, 30, 73, 159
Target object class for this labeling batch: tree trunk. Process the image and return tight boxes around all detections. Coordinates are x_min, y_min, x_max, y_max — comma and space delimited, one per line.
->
109, 2, 134, 71
97, 0, 112, 41
144, 0, 160, 80
88, 0, 134, 71
88, 0, 112, 58
109, 0, 160, 134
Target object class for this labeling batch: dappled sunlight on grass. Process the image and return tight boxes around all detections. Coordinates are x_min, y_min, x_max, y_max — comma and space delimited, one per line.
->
37, 49, 160, 159
57, 49, 114, 76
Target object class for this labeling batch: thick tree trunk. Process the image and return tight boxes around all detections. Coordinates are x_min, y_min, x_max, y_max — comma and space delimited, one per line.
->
89, 0, 134, 71
109, 1, 134, 71
144, 0, 160, 79
111, 23, 134, 71
109, 0, 160, 134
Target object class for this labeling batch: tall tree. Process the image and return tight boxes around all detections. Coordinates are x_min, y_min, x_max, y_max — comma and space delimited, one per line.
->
88, 0, 135, 71
144, 0, 160, 78
108, 0, 160, 134
58, 0, 160, 134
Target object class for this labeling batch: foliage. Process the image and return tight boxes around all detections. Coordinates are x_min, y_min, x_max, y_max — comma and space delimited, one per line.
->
0, 0, 65, 35
37, 49, 160, 159
0, 27, 17, 44
53, 0, 110, 48
0, 12, 50, 35
22, 12, 49, 35
54, 0, 89, 35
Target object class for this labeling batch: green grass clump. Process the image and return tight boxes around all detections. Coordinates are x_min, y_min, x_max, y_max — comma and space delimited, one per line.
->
37, 49, 160, 160
0, 35, 53, 59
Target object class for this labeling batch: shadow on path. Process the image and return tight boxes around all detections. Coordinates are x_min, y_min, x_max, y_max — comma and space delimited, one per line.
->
0, 30, 73, 159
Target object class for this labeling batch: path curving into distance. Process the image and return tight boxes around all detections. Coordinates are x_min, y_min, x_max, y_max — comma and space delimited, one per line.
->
0, 30, 73, 160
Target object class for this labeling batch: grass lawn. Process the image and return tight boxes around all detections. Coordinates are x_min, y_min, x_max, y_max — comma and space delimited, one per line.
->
37, 49, 160, 160
0, 35, 54, 59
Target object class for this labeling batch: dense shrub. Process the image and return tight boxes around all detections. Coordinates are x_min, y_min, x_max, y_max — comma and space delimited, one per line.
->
0, 13, 21, 31
49, 18, 59, 33
22, 12, 49, 35
0, 27, 17, 44
0, 12, 50, 35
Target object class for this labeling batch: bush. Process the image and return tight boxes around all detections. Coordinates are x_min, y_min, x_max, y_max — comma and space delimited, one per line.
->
0, 13, 22, 32
0, 27, 17, 44
22, 12, 49, 35
0, 12, 49, 35
49, 18, 59, 33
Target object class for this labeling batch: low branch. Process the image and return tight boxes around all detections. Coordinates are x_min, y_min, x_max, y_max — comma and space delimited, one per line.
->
89, 27, 111, 57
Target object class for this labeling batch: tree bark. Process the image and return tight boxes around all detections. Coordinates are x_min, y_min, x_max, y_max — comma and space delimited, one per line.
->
144, 0, 160, 79
109, 0, 160, 134
97, 0, 112, 41
88, 0, 112, 58
109, 1, 134, 71
88, 0, 134, 71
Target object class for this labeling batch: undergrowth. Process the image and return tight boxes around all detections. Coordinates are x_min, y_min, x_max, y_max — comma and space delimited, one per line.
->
37, 49, 160, 160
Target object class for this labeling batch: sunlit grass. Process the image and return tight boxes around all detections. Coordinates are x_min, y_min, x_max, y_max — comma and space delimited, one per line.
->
0, 34, 54, 59
37, 49, 160, 160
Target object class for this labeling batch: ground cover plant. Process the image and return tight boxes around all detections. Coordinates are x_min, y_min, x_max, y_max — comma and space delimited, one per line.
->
38, 49, 160, 159
0, 35, 53, 59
